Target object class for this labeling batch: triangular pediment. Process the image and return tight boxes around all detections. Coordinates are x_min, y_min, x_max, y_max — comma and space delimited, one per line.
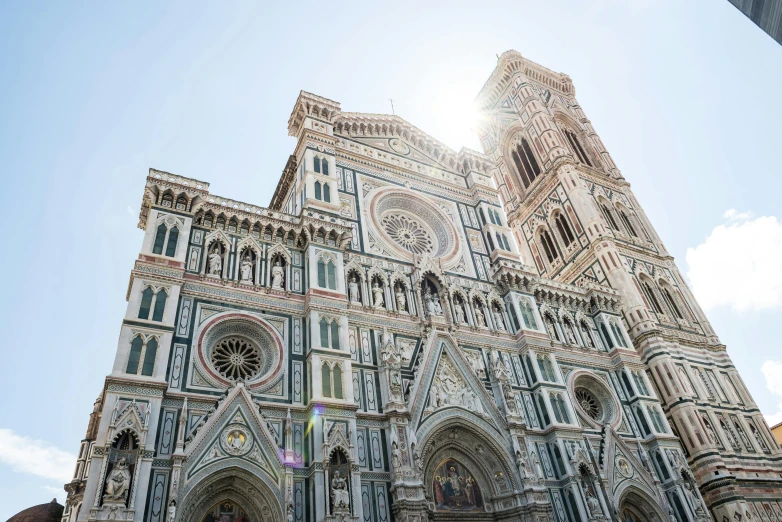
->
602, 427, 658, 497
183, 384, 283, 485
409, 333, 505, 433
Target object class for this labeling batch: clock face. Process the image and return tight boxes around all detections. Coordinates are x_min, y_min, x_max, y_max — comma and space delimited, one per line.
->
389, 138, 411, 155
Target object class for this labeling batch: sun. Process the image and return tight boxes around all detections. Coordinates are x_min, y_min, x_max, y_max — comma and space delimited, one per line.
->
429, 82, 484, 152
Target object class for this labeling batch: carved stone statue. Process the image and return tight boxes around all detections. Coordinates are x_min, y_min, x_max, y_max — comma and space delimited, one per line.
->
373, 281, 384, 308
532, 451, 544, 480
433, 295, 443, 316
565, 324, 578, 345
103, 457, 131, 502
391, 441, 402, 476
584, 488, 602, 517
581, 325, 594, 347
546, 321, 558, 341
516, 450, 532, 482
271, 260, 285, 290
287, 502, 294, 522
240, 256, 253, 283
454, 302, 466, 324
428, 382, 441, 410
349, 276, 360, 303
424, 289, 438, 316
167, 500, 176, 522
207, 249, 222, 277
493, 310, 506, 331
331, 470, 350, 510
395, 286, 406, 312
474, 306, 485, 327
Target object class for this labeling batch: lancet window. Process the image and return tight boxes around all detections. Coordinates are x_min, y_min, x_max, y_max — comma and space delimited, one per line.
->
564, 129, 593, 167
550, 393, 570, 424
554, 213, 575, 247
317, 255, 337, 290
537, 355, 557, 382
510, 137, 541, 188
138, 286, 167, 322
152, 222, 179, 257
126, 334, 158, 377
538, 229, 559, 263
320, 317, 340, 350
321, 362, 344, 399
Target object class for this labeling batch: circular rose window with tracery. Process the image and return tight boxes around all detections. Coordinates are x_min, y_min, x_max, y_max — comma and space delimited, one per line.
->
380, 214, 435, 255
575, 388, 601, 420
196, 315, 284, 391
571, 374, 618, 425
368, 188, 461, 265
211, 337, 262, 381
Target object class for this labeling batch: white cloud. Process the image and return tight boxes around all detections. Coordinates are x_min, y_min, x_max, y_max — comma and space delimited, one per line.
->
0, 429, 75, 483
686, 210, 782, 311
761, 361, 782, 427
42, 485, 65, 504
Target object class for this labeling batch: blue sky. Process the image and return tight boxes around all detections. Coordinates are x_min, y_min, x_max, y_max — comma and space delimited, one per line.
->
0, 0, 780, 517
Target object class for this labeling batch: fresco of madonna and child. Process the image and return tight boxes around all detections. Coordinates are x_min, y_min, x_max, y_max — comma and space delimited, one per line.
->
432, 459, 483, 511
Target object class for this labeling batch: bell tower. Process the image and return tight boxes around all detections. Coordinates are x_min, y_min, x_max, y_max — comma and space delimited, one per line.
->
476, 50, 782, 521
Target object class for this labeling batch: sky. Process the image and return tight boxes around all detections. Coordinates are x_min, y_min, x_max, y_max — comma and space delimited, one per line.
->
0, 0, 781, 517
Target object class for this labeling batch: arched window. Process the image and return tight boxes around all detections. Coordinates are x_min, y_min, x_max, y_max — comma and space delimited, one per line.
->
165, 227, 179, 257
600, 323, 614, 349
141, 337, 157, 376
330, 320, 340, 350
153, 224, 167, 255
176, 196, 187, 210
618, 209, 637, 237
323, 183, 331, 203
621, 372, 635, 397
554, 214, 575, 247
502, 234, 511, 251
536, 394, 551, 426
126, 336, 144, 374
519, 299, 538, 330
486, 233, 495, 251
332, 364, 343, 399
314, 181, 322, 200
511, 138, 541, 189
493, 209, 502, 225
635, 406, 652, 436
327, 260, 336, 289
496, 232, 504, 250
641, 280, 664, 314
661, 285, 684, 320
551, 394, 570, 424
313, 156, 321, 174
653, 451, 670, 481
321, 363, 332, 397
152, 289, 167, 321
138, 287, 154, 319
322, 159, 329, 176
524, 354, 537, 384
649, 406, 665, 433
539, 230, 559, 263
633, 371, 650, 395
564, 129, 593, 167
161, 193, 173, 207
600, 203, 620, 231
317, 259, 326, 287
538, 355, 556, 382
479, 208, 487, 226
611, 323, 627, 348
320, 319, 329, 348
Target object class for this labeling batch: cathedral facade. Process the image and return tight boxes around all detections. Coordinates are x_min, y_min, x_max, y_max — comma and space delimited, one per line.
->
61, 50, 782, 522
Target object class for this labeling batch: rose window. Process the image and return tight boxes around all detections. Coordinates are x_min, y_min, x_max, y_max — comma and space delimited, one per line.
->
380, 214, 434, 255
211, 337, 262, 381
575, 388, 602, 420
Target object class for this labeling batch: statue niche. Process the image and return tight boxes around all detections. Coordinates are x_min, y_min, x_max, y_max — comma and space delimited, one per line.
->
102, 431, 138, 506
269, 254, 286, 291
432, 458, 483, 512
421, 278, 443, 318
238, 248, 258, 285
328, 449, 351, 515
